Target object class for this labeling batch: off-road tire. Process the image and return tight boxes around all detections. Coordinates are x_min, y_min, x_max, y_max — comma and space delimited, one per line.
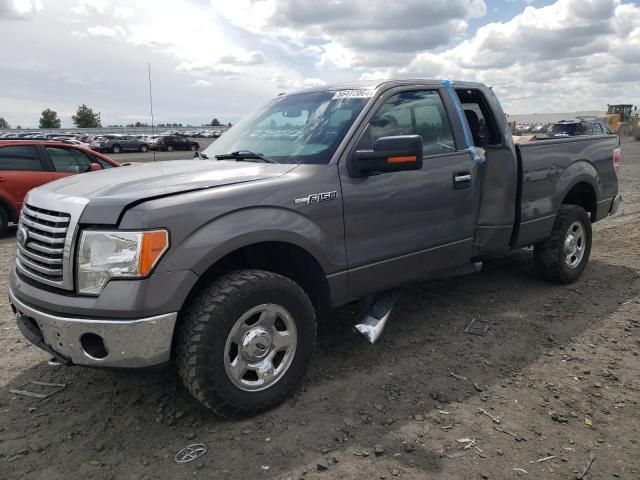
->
534, 205, 592, 284
176, 269, 316, 418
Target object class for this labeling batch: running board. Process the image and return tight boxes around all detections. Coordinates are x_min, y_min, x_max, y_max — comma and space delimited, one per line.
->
355, 262, 483, 344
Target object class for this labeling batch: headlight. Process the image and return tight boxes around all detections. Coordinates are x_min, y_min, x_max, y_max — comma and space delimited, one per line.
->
77, 230, 169, 295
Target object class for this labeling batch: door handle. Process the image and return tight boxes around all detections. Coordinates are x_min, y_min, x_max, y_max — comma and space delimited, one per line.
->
453, 172, 472, 189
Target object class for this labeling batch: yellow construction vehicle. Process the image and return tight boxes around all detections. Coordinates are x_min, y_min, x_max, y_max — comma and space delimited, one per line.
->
605, 104, 639, 138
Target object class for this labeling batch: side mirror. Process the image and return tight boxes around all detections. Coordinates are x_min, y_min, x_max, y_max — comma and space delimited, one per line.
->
348, 135, 423, 178
89, 163, 102, 171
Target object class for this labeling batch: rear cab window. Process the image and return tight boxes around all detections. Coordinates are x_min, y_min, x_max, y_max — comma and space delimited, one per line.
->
0, 145, 43, 171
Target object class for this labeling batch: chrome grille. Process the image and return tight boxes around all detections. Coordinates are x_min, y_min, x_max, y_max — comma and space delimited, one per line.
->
16, 204, 70, 286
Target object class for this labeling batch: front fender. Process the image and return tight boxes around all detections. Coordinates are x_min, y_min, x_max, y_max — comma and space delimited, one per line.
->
157, 206, 346, 276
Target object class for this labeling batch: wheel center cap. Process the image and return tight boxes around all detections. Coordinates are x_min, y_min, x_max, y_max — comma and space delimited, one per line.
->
242, 328, 272, 360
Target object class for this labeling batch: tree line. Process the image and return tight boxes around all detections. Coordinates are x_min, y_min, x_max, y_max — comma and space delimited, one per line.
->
0, 108, 232, 130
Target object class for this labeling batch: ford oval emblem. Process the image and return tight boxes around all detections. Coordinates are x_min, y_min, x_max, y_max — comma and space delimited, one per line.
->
17, 226, 29, 247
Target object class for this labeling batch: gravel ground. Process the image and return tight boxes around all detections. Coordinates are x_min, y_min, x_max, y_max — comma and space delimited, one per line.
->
0, 138, 639, 480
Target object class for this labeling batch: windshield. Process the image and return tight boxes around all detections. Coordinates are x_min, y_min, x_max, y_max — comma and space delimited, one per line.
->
202, 90, 372, 164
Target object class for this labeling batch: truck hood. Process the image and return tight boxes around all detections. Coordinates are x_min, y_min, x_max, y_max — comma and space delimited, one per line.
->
35, 160, 297, 224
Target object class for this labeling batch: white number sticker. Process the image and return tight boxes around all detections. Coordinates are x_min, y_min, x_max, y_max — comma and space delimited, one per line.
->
332, 89, 376, 100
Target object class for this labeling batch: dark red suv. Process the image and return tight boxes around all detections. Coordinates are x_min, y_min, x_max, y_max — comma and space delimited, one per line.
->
0, 141, 120, 234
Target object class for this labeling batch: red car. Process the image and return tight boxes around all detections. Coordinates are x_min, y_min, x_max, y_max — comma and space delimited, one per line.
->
0, 141, 121, 234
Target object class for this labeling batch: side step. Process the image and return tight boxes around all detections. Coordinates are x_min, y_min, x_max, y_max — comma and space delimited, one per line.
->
355, 261, 483, 344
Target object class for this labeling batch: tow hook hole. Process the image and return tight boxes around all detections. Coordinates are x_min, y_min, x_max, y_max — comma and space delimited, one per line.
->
80, 333, 108, 360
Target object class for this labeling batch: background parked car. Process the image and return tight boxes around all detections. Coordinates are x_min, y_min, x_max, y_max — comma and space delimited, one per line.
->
95, 134, 149, 153
156, 135, 199, 152
0, 141, 120, 233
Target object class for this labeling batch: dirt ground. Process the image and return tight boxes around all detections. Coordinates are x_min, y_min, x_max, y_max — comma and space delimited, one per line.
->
1, 139, 639, 480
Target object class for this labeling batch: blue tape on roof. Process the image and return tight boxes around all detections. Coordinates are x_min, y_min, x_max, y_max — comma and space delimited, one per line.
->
441, 80, 483, 164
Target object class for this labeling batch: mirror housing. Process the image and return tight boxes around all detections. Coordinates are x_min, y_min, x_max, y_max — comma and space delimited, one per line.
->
89, 163, 102, 171
349, 135, 423, 178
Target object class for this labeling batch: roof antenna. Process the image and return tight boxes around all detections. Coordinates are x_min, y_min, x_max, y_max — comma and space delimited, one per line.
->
148, 62, 156, 162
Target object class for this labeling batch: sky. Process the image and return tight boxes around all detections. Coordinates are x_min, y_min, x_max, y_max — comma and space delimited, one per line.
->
1, 0, 639, 127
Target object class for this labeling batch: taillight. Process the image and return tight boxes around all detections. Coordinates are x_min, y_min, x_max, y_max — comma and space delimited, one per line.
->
613, 147, 622, 177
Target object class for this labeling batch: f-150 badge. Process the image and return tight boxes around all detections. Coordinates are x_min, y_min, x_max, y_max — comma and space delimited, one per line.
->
295, 191, 338, 205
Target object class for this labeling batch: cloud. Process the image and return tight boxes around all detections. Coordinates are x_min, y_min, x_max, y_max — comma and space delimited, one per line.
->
214, 0, 487, 68
176, 61, 240, 77
219, 50, 266, 66
355, 0, 640, 113
0, 0, 43, 20
271, 75, 326, 91
3, 0, 640, 129
85, 24, 125, 39
71, 0, 110, 15
191, 79, 212, 88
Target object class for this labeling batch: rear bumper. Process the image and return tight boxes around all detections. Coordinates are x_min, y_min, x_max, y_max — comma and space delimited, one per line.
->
10, 288, 177, 368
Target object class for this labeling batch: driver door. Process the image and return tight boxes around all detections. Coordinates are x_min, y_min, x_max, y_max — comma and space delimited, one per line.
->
339, 88, 478, 299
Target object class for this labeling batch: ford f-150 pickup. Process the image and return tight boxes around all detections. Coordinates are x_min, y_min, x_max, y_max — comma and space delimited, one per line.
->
10, 79, 622, 417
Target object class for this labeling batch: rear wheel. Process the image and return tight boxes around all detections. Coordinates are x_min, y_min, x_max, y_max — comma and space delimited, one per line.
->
139, 144, 148, 152
534, 205, 592, 283
167, 145, 174, 152
190, 144, 197, 151
176, 270, 316, 417
111, 144, 121, 154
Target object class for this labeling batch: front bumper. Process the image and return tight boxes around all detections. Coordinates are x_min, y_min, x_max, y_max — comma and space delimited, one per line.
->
10, 289, 177, 368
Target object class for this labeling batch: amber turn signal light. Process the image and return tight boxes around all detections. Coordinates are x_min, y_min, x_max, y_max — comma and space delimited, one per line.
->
387, 155, 417, 164
139, 230, 169, 275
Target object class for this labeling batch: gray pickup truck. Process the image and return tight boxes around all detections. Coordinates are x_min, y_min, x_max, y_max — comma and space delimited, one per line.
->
10, 80, 622, 417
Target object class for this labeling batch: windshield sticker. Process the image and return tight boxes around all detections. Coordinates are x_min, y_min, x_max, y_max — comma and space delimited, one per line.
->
332, 89, 376, 100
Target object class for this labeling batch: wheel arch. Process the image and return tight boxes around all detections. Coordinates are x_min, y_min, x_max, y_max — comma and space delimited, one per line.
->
181, 240, 333, 322
561, 181, 597, 221
553, 160, 600, 222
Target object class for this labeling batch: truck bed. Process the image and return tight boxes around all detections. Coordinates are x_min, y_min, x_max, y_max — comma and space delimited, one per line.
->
513, 134, 620, 247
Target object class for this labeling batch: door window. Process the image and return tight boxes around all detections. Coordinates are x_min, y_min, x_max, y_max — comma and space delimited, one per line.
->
0, 146, 43, 171
366, 90, 455, 156
456, 89, 501, 147
46, 147, 92, 173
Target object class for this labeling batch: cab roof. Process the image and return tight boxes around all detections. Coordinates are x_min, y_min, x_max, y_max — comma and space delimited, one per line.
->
282, 79, 489, 96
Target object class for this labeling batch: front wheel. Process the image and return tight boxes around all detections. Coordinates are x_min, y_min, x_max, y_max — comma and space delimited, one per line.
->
167, 145, 174, 152
111, 144, 121, 154
534, 205, 592, 283
190, 144, 197, 151
176, 270, 316, 417
140, 145, 148, 152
